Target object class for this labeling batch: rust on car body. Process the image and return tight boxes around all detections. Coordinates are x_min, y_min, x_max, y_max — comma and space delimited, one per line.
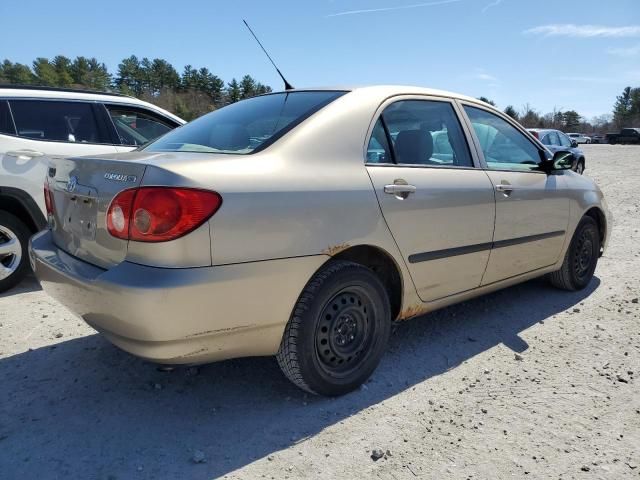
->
323, 243, 351, 256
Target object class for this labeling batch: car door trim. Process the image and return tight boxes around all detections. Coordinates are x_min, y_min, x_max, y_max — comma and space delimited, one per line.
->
408, 230, 565, 263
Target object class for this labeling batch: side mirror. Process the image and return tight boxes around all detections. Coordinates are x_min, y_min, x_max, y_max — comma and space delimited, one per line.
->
542, 150, 574, 172
571, 140, 578, 147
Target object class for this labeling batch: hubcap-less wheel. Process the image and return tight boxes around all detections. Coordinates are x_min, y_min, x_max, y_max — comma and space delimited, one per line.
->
276, 260, 391, 396
0, 225, 22, 281
573, 230, 594, 283
316, 288, 374, 378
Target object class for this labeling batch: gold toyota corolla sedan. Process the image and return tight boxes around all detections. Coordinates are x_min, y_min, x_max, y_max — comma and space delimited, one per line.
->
29, 86, 611, 396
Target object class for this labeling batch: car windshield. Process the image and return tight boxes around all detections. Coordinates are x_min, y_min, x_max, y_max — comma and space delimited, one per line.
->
144, 91, 346, 155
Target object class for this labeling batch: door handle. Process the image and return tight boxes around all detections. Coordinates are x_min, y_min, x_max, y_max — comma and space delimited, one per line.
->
495, 184, 514, 195
384, 184, 417, 195
6, 149, 45, 159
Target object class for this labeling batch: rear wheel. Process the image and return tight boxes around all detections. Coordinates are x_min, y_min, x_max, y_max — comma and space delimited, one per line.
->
0, 211, 31, 293
276, 260, 391, 396
548, 216, 599, 291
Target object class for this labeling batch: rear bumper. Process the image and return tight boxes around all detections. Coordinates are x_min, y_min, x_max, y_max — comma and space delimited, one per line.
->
29, 230, 328, 364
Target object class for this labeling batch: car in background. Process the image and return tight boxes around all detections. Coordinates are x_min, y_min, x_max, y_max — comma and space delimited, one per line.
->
30, 86, 610, 395
528, 128, 586, 174
590, 134, 605, 144
0, 85, 185, 292
567, 133, 591, 144
606, 128, 640, 145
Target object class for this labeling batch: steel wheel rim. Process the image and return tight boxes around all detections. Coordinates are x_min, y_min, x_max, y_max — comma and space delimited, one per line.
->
573, 229, 594, 281
315, 287, 375, 378
0, 225, 22, 281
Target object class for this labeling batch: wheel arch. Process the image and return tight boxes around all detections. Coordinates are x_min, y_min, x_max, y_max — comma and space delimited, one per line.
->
0, 187, 46, 233
584, 206, 606, 255
326, 244, 404, 322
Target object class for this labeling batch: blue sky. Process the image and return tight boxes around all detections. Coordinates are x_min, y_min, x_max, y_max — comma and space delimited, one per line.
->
2, 0, 639, 119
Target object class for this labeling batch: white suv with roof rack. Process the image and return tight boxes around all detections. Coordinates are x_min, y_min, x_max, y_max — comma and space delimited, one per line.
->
0, 86, 185, 292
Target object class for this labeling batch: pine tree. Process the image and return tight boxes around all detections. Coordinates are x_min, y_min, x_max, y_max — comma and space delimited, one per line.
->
503, 105, 518, 120
226, 78, 241, 103
32, 58, 58, 86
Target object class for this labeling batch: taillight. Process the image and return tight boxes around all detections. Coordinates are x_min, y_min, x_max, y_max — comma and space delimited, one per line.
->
106, 187, 222, 242
44, 181, 53, 215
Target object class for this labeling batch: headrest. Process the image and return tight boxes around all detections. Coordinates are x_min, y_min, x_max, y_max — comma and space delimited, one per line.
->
395, 130, 433, 164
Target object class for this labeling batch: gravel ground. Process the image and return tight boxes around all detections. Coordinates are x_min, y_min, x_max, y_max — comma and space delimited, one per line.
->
1, 144, 639, 479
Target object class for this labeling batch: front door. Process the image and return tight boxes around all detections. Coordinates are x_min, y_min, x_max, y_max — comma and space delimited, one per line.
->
461, 105, 570, 285
366, 98, 496, 302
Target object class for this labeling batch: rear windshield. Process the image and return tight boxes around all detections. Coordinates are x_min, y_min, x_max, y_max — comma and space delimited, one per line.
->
144, 91, 346, 155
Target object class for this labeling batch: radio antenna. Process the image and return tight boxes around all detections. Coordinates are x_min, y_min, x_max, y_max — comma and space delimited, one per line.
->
243, 19, 294, 91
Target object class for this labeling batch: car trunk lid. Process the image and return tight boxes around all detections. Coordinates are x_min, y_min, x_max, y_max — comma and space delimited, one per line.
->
48, 154, 147, 269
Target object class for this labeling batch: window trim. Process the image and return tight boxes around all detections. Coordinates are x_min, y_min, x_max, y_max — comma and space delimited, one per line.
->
4, 98, 115, 146
364, 95, 481, 170
456, 100, 548, 175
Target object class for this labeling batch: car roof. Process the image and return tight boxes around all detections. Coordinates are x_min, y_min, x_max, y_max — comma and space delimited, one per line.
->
0, 85, 185, 124
270, 85, 487, 105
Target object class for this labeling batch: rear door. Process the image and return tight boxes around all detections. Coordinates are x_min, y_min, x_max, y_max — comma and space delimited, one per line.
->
460, 104, 570, 284
2, 99, 118, 213
366, 97, 496, 302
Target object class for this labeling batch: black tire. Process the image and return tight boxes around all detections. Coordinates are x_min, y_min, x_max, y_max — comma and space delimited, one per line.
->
0, 211, 31, 293
548, 216, 600, 291
276, 260, 391, 396
574, 159, 585, 174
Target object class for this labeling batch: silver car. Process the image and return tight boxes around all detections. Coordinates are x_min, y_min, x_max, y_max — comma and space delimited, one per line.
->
29, 86, 611, 396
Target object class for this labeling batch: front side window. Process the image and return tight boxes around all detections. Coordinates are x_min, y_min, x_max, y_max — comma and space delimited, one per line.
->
463, 106, 541, 171
145, 91, 346, 154
9, 100, 104, 143
107, 106, 175, 146
377, 100, 473, 167
546, 131, 560, 146
558, 132, 572, 148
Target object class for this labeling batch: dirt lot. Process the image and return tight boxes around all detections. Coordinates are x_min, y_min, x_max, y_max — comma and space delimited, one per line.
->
1, 144, 639, 479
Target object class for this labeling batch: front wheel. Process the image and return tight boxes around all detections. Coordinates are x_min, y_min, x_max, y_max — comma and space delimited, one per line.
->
574, 160, 585, 174
548, 216, 600, 291
277, 260, 391, 396
0, 211, 31, 293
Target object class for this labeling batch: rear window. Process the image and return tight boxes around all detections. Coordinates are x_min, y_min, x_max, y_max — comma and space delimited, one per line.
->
144, 91, 346, 155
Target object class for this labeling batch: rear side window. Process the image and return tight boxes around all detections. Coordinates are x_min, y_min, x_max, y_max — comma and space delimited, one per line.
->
9, 100, 104, 143
106, 106, 175, 146
145, 91, 346, 154
366, 119, 392, 163
0, 101, 15, 135
376, 100, 473, 167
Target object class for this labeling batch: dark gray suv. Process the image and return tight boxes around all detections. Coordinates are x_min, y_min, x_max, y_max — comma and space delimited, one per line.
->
528, 129, 586, 174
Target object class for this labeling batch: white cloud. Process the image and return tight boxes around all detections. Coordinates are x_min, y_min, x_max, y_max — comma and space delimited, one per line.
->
327, 0, 462, 17
482, 0, 503, 13
607, 44, 640, 56
474, 72, 497, 81
524, 24, 640, 38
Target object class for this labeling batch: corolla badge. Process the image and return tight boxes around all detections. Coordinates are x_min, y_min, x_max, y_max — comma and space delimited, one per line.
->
66, 176, 78, 193
104, 173, 138, 182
